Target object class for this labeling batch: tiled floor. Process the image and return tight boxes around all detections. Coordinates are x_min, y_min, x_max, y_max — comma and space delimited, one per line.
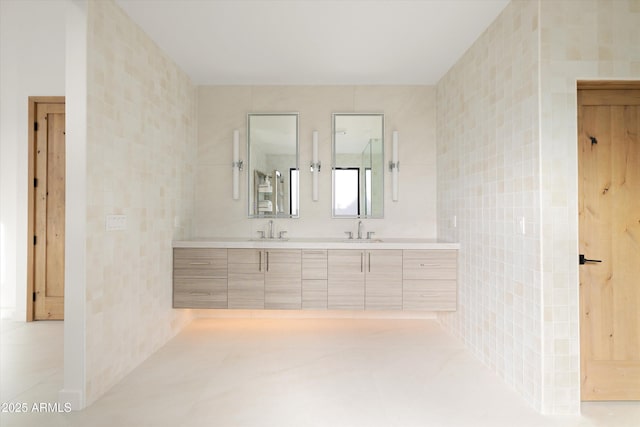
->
1, 318, 639, 427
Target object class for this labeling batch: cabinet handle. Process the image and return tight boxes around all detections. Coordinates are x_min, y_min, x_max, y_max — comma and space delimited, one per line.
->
189, 262, 210, 265
259, 251, 262, 272
361, 252, 364, 272
368, 252, 371, 273
419, 263, 439, 267
304, 251, 325, 255
266, 251, 270, 272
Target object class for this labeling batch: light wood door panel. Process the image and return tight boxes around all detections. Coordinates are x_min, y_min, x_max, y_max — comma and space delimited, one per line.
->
579, 88, 640, 400
228, 249, 264, 309
33, 102, 65, 320
365, 250, 402, 310
328, 250, 365, 310
264, 250, 301, 309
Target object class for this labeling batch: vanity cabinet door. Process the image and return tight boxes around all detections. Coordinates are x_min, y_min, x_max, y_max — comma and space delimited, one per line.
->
228, 249, 265, 309
264, 249, 301, 309
302, 250, 328, 309
328, 250, 365, 310
365, 250, 403, 310
402, 250, 457, 311
173, 248, 228, 309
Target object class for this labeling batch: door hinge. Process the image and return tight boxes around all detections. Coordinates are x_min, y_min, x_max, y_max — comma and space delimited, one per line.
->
34, 178, 38, 188
33, 235, 37, 245
33, 292, 36, 302
34, 122, 38, 131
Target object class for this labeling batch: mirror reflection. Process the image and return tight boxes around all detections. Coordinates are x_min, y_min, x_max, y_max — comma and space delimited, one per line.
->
332, 114, 384, 218
248, 113, 299, 218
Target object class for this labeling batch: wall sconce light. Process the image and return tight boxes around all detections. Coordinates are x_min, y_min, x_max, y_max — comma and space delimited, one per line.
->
389, 130, 399, 202
232, 129, 243, 200
310, 131, 321, 201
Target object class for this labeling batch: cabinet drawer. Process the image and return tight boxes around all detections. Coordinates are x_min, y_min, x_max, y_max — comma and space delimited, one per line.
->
403, 280, 456, 311
173, 278, 227, 309
302, 250, 328, 280
173, 248, 227, 277
403, 250, 457, 280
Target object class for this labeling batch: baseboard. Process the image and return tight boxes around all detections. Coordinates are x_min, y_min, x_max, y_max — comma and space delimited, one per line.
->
59, 389, 84, 411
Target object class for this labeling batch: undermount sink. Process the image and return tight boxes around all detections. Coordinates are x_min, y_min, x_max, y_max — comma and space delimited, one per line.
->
342, 238, 384, 243
249, 238, 289, 242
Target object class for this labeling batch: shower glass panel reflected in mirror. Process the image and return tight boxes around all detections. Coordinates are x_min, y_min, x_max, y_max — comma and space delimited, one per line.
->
248, 113, 299, 218
332, 113, 384, 218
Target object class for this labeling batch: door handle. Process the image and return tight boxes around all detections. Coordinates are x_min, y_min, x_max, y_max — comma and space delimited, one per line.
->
579, 254, 602, 265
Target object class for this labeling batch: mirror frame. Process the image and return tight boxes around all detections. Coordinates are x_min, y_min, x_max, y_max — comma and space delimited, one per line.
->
247, 113, 300, 219
331, 113, 385, 219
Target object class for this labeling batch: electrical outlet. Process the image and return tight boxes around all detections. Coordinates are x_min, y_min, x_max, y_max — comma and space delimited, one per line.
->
106, 215, 127, 231
452, 215, 457, 228
519, 216, 526, 235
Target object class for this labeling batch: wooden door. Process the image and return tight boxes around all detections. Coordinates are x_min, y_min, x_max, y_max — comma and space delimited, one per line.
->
29, 98, 66, 320
578, 87, 640, 400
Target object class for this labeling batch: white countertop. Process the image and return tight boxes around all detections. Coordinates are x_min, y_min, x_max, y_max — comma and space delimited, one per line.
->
173, 237, 459, 250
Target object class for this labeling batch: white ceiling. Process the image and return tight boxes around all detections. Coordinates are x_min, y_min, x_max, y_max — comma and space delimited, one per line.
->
115, 0, 509, 85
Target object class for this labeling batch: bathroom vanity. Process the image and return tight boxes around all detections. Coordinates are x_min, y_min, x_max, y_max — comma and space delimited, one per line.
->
172, 239, 459, 312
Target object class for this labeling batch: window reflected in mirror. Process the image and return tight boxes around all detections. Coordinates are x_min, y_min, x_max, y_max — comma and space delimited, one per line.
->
332, 114, 384, 218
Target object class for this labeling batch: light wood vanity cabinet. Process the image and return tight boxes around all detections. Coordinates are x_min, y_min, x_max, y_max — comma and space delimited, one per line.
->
302, 250, 328, 309
402, 250, 457, 311
173, 248, 228, 309
173, 245, 457, 312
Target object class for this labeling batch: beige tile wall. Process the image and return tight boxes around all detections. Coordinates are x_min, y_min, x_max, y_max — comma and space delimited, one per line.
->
539, 0, 640, 414
85, 0, 197, 405
436, 0, 543, 411
438, 0, 639, 415
195, 86, 437, 239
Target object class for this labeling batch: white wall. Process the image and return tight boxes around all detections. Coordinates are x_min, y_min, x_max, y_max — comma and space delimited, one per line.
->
0, 0, 67, 319
195, 86, 437, 239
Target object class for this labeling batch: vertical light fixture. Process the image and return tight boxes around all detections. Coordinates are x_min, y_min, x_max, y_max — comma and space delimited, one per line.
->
232, 129, 242, 200
389, 130, 399, 201
310, 130, 321, 201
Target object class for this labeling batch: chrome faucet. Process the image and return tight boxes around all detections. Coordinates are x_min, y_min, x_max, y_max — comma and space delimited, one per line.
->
268, 220, 274, 239
357, 220, 363, 239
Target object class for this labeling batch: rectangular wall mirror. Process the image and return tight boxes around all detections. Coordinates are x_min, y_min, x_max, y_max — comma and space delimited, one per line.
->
248, 113, 299, 218
332, 113, 384, 218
